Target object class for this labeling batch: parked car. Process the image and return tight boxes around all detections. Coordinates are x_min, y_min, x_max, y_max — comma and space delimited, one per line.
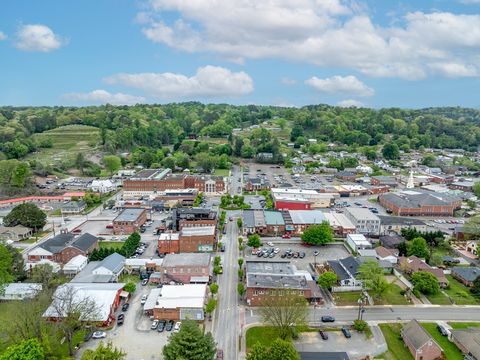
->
84, 330, 94, 342
173, 322, 182, 332
117, 313, 124, 325
267, 242, 274, 247
437, 324, 449, 336
217, 349, 224, 360
157, 320, 166, 332
341, 327, 351, 338
274, 248, 280, 254
321, 316, 335, 323
282, 234, 291, 239
92, 331, 107, 339
299, 252, 306, 258
141, 279, 149, 286
122, 303, 130, 311
166, 320, 174, 331
140, 294, 148, 305
151, 320, 159, 330
319, 330, 328, 340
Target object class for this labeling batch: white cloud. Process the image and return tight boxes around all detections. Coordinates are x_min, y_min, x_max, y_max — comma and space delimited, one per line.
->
15, 24, 65, 52
337, 99, 364, 107
139, 1, 480, 79
63, 90, 145, 105
281, 77, 296, 85
0, 31, 7, 41
104, 65, 254, 99
305, 75, 374, 96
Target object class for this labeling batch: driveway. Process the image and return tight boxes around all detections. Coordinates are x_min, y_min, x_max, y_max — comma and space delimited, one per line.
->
294, 327, 386, 359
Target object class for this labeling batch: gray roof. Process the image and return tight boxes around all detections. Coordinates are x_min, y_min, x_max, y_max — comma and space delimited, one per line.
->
40, 233, 75, 253
380, 191, 460, 209
346, 207, 380, 221
246, 260, 295, 275
114, 208, 145, 222
378, 216, 426, 226
300, 352, 350, 360
327, 260, 350, 281
451, 328, 480, 359
73, 233, 99, 252
243, 209, 256, 228
162, 253, 211, 268
246, 273, 309, 290
327, 256, 361, 281
97, 252, 125, 274
452, 267, 480, 282
402, 319, 440, 351
379, 234, 405, 248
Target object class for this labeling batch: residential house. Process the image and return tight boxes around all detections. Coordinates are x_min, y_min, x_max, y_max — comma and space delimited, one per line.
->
336, 171, 356, 181
375, 246, 398, 264
345, 207, 380, 236
152, 284, 207, 321
451, 328, 480, 360
327, 256, 362, 287
379, 234, 405, 249
451, 267, 480, 287
0, 225, 33, 241
0, 283, 42, 300
398, 256, 449, 287
72, 253, 125, 283
27, 232, 99, 265
61, 201, 86, 215
401, 319, 443, 360
160, 253, 211, 284
299, 352, 350, 360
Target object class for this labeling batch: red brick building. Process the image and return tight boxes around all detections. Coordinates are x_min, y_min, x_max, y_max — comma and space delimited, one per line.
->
158, 226, 216, 254
402, 319, 443, 360
113, 208, 148, 235
152, 284, 207, 321
28, 232, 98, 264
379, 191, 461, 216
160, 253, 211, 284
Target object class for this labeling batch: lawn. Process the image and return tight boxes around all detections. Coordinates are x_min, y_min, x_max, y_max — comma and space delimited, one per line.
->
444, 275, 480, 305
213, 168, 230, 176
99, 241, 124, 250
57, 329, 86, 358
333, 291, 363, 306
246, 326, 281, 350
376, 323, 413, 360
421, 323, 464, 360
375, 284, 409, 305
449, 322, 480, 329
425, 291, 452, 305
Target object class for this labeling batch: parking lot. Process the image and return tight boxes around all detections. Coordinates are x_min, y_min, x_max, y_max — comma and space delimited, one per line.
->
244, 163, 294, 188
243, 243, 350, 272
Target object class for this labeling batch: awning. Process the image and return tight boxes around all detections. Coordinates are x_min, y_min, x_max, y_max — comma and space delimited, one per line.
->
286, 225, 295, 231
190, 276, 209, 283
120, 291, 129, 298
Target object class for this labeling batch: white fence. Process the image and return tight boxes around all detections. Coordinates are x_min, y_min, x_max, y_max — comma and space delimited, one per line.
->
332, 285, 363, 292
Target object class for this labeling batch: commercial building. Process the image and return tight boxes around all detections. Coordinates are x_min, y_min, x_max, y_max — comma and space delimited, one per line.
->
370, 176, 398, 187
245, 260, 322, 306
271, 188, 335, 210
323, 213, 356, 237
172, 208, 216, 231
63, 255, 88, 277
154, 189, 198, 207
160, 253, 211, 284
379, 190, 462, 216
244, 177, 270, 192
28, 232, 99, 265
378, 216, 428, 235
61, 200, 86, 215
0, 283, 42, 301
152, 284, 207, 321
345, 207, 380, 236
287, 210, 327, 234
89, 179, 115, 193
346, 234, 372, 252
449, 181, 474, 192
72, 253, 125, 283
113, 208, 148, 234
157, 226, 216, 254
401, 320, 443, 360
0, 225, 33, 241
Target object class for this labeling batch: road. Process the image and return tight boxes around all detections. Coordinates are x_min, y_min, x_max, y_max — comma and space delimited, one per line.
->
246, 305, 480, 324
215, 164, 242, 360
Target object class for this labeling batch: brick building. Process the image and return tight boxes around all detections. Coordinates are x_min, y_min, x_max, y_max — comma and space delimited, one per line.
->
379, 190, 461, 216
160, 253, 211, 284
113, 208, 148, 235
172, 208, 217, 231
158, 226, 216, 254
370, 176, 398, 187
28, 232, 98, 264
152, 284, 207, 321
401, 319, 443, 360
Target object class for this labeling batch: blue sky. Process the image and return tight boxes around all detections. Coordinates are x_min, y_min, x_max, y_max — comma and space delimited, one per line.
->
1, 0, 480, 108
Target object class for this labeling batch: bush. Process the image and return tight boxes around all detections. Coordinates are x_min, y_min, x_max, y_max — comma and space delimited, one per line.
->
353, 319, 368, 332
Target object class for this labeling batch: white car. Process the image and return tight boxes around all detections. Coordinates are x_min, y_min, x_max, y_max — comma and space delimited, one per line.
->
141, 294, 148, 305
173, 322, 182, 332
151, 320, 159, 330
274, 248, 280, 254
267, 242, 274, 247
92, 331, 107, 339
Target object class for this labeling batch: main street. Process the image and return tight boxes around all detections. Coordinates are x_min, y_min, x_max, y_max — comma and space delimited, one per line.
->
214, 165, 242, 360
246, 305, 480, 324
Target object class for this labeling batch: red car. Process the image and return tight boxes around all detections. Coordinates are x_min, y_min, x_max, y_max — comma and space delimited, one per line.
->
217, 349, 224, 360
282, 234, 291, 239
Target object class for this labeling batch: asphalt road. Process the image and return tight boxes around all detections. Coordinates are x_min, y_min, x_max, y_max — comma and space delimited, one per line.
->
246, 305, 480, 324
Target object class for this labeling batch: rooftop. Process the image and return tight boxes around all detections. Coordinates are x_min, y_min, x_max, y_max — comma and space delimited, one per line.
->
162, 253, 211, 267
346, 207, 380, 221
288, 210, 326, 225
114, 208, 146, 222
246, 260, 295, 275
402, 319, 440, 351
159, 232, 180, 241
154, 284, 207, 309
452, 266, 480, 282
181, 226, 216, 237
380, 190, 460, 209
246, 273, 309, 290
263, 211, 285, 225
378, 216, 426, 226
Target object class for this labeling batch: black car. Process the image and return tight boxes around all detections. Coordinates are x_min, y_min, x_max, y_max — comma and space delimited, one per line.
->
122, 303, 130, 311
166, 320, 174, 331
319, 330, 328, 340
281, 253, 287, 258
299, 252, 306, 259
157, 320, 166, 332
437, 324, 449, 336
84, 330, 94, 342
341, 327, 351, 338
117, 313, 125, 325
321, 316, 335, 323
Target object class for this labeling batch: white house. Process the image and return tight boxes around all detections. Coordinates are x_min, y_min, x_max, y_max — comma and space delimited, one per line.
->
0, 283, 42, 300
375, 246, 399, 264
91, 253, 125, 281
346, 234, 372, 252
90, 179, 115, 193
63, 255, 88, 277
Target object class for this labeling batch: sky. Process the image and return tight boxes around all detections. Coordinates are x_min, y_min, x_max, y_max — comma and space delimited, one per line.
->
1, 0, 480, 109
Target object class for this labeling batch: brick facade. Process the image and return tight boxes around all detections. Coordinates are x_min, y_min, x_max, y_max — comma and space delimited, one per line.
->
113, 209, 148, 235
123, 175, 225, 194
153, 308, 180, 321
246, 287, 312, 306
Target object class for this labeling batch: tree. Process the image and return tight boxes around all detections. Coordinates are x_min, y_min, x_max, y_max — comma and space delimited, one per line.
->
29, 263, 56, 290
0, 338, 45, 360
214, 256, 221, 267
317, 271, 337, 290
103, 155, 121, 175
81, 341, 126, 360
0, 244, 14, 294
238, 258, 244, 267
470, 276, 480, 295
407, 237, 429, 260
246, 342, 270, 360
258, 292, 308, 340
209, 283, 219, 295
473, 182, 480, 198
75, 152, 86, 174
3, 203, 47, 231
382, 143, 400, 160
213, 266, 222, 275
123, 282, 136, 293
247, 234, 262, 248
411, 271, 440, 295
421, 154, 437, 167
353, 319, 368, 332
4, 243, 26, 281
237, 283, 245, 298
269, 339, 301, 360
358, 260, 389, 299
48, 285, 101, 356
237, 218, 243, 228
205, 298, 217, 316
162, 320, 216, 360
301, 222, 333, 246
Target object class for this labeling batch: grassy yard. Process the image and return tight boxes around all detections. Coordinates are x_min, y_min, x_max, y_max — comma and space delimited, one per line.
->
118, 273, 140, 284
246, 326, 281, 350
449, 322, 480, 329
99, 241, 124, 250
376, 324, 413, 360
375, 284, 409, 305
425, 291, 452, 305
444, 275, 480, 305
213, 168, 230, 176
421, 323, 464, 360
333, 291, 363, 306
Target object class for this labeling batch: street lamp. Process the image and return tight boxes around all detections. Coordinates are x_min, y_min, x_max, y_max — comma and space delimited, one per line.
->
313, 250, 319, 269
357, 296, 366, 321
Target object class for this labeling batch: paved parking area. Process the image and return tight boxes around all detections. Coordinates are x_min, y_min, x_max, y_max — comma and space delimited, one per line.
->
243, 195, 265, 210
295, 328, 386, 359
243, 243, 349, 272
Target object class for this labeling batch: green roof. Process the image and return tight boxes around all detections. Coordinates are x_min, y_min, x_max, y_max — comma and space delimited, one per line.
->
263, 211, 285, 226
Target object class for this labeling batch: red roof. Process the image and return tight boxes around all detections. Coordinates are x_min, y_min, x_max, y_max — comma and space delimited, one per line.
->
63, 192, 86, 197
0, 196, 63, 205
